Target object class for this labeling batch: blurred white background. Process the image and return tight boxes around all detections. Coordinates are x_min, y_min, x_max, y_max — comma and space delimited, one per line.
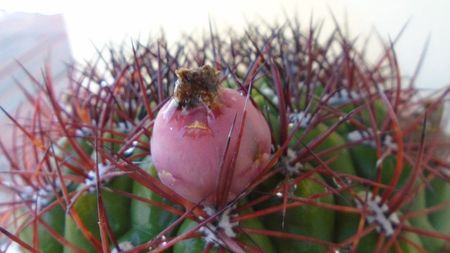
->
1, 0, 450, 89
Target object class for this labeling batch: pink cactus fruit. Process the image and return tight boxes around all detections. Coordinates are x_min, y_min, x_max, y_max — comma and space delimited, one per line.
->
151, 65, 271, 206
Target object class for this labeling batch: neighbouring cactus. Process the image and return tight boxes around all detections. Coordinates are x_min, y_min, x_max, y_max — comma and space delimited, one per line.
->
0, 18, 450, 253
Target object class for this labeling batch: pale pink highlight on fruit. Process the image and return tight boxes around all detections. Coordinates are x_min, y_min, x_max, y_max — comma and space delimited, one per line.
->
151, 88, 271, 206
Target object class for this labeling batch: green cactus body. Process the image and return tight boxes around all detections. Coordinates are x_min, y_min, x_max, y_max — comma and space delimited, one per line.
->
330, 99, 388, 136
63, 192, 98, 253
355, 100, 388, 129
262, 174, 335, 253
114, 227, 146, 251
173, 219, 208, 253
404, 186, 444, 252
117, 157, 178, 246
398, 222, 424, 253
334, 184, 366, 244
20, 203, 65, 253
63, 176, 132, 253
351, 224, 422, 253
294, 123, 357, 176
349, 144, 413, 189
256, 87, 358, 176
236, 209, 276, 253
53, 136, 93, 175
56, 136, 94, 157
426, 177, 450, 236
251, 87, 280, 145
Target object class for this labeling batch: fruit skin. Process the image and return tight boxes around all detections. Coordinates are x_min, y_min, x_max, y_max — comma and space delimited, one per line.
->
151, 87, 271, 206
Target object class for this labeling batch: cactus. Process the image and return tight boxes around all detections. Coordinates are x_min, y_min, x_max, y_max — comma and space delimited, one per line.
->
1, 18, 450, 253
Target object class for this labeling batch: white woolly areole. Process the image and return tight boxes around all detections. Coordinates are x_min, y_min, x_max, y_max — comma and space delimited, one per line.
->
355, 192, 400, 237
281, 148, 304, 176
199, 206, 239, 247
20, 182, 60, 211
84, 162, 110, 191
348, 131, 397, 151
327, 90, 361, 105
0, 242, 20, 252
260, 87, 275, 97
382, 135, 398, 151
289, 111, 312, 128
348, 131, 398, 171
347, 130, 374, 146
122, 100, 139, 113
75, 126, 93, 137
110, 241, 134, 253
260, 87, 279, 104
117, 115, 141, 133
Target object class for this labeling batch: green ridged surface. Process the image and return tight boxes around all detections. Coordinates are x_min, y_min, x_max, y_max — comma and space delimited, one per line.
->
20, 203, 65, 253
262, 174, 335, 253
117, 156, 178, 247
63, 176, 132, 253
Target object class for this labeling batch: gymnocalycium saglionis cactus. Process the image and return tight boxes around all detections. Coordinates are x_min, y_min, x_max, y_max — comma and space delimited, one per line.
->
1, 18, 450, 253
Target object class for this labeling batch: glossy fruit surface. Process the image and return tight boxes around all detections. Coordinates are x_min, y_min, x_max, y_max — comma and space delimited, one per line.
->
151, 66, 271, 206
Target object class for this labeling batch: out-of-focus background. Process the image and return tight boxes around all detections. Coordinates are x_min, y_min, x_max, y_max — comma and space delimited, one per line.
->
2, 0, 450, 85
0, 0, 449, 143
